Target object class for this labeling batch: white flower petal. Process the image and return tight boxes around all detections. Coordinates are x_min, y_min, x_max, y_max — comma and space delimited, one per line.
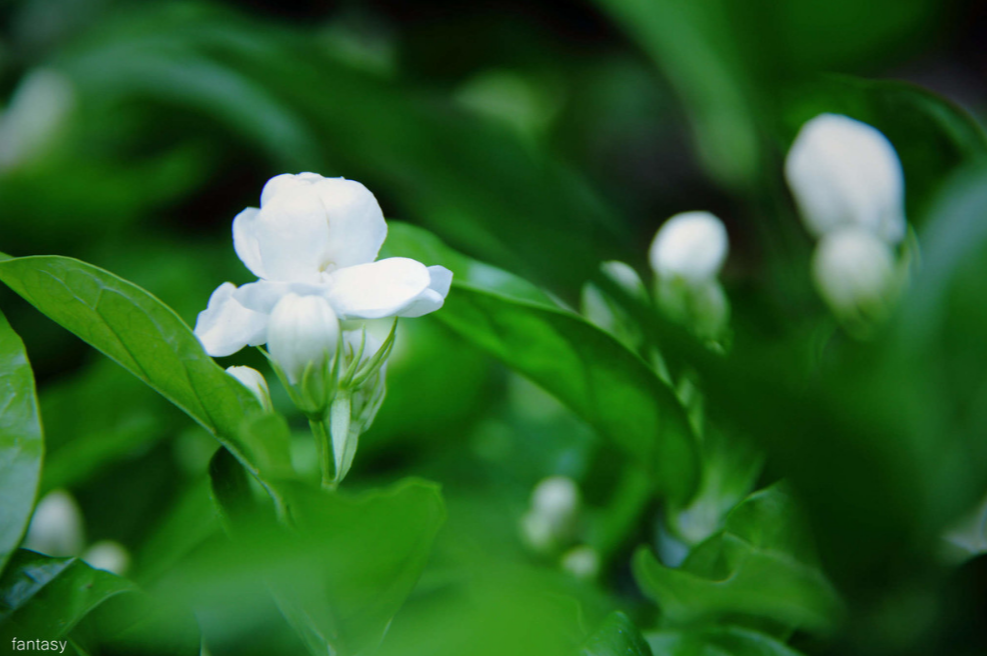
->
194, 283, 268, 357
233, 279, 327, 314
396, 265, 453, 318
786, 114, 905, 243
260, 171, 323, 207
309, 177, 387, 269
232, 207, 266, 279
325, 257, 434, 320
251, 187, 331, 282
649, 211, 729, 283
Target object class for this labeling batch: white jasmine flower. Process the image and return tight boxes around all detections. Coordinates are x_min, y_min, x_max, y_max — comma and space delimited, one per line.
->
23, 489, 84, 557
649, 211, 729, 284
194, 173, 452, 358
225, 366, 273, 411
786, 114, 905, 244
83, 540, 131, 576
267, 293, 341, 385
812, 227, 896, 318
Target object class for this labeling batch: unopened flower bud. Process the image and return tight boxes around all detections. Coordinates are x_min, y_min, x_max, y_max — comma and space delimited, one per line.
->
267, 293, 340, 384
649, 212, 729, 284
786, 113, 905, 244
225, 366, 273, 411
23, 489, 84, 557
532, 476, 580, 522
812, 227, 896, 319
83, 540, 131, 576
561, 545, 600, 580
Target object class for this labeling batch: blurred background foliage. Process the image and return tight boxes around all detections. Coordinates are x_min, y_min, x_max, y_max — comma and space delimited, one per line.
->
2, 0, 987, 654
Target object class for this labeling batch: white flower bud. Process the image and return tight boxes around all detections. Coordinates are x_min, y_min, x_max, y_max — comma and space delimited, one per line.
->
561, 545, 600, 580
267, 293, 340, 384
649, 212, 729, 284
0, 68, 75, 171
532, 476, 580, 522
83, 540, 131, 576
786, 114, 906, 244
225, 366, 273, 411
23, 489, 84, 557
812, 227, 896, 318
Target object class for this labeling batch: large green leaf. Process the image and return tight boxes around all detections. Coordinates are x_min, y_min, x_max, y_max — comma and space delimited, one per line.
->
0, 309, 43, 575
0, 549, 199, 654
0, 254, 291, 495
384, 223, 700, 503
0, 549, 134, 639
634, 485, 841, 634
582, 612, 653, 656
208, 448, 446, 656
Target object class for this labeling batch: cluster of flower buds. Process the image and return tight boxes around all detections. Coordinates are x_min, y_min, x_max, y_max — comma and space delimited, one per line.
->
519, 476, 600, 580
648, 210, 731, 340
194, 173, 451, 487
23, 490, 131, 575
786, 114, 908, 327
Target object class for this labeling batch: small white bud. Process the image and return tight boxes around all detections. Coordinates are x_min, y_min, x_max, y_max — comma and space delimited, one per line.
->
23, 489, 84, 557
786, 114, 906, 244
0, 68, 75, 171
225, 366, 273, 411
532, 476, 580, 522
649, 212, 729, 284
267, 293, 340, 384
520, 511, 556, 554
83, 540, 131, 576
812, 227, 897, 318
561, 545, 600, 580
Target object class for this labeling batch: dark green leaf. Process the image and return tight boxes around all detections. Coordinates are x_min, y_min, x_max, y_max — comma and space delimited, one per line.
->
385, 223, 699, 503
0, 549, 199, 655
582, 612, 653, 656
634, 485, 842, 634
0, 309, 43, 575
0, 549, 134, 639
0, 254, 292, 496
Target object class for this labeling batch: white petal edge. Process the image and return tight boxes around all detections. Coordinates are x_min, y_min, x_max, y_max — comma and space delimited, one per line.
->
233, 279, 328, 314
310, 177, 388, 269
325, 257, 433, 320
232, 207, 266, 279
397, 265, 453, 317
194, 282, 268, 357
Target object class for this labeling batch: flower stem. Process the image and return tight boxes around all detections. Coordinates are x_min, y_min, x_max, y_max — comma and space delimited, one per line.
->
309, 416, 335, 490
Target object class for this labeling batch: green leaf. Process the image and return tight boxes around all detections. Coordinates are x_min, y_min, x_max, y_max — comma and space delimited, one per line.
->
0, 254, 292, 495
582, 612, 653, 656
592, 0, 760, 188
634, 485, 842, 634
0, 549, 135, 639
0, 549, 199, 654
647, 625, 806, 656
385, 223, 700, 504
208, 448, 446, 656
0, 309, 43, 575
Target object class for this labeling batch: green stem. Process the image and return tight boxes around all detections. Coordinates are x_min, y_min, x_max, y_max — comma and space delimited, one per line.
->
309, 416, 335, 490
